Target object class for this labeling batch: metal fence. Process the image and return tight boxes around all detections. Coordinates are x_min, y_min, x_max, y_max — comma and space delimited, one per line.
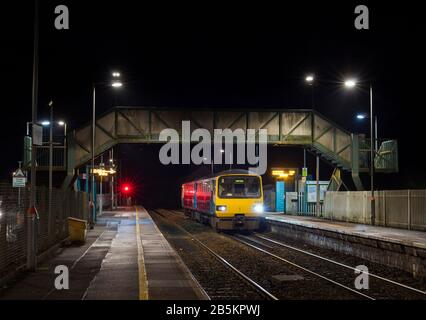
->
324, 190, 426, 231
0, 183, 88, 279
296, 191, 324, 216
263, 188, 324, 215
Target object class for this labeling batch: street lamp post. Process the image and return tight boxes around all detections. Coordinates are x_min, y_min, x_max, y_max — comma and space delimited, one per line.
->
219, 148, 233, 170
48, 101, 53, 244
369, 83, 375, 226
110, 150, 115, 209
27, 0, 39, 270
90, 73, 123, 225
375, 115, 378, 152
345, 79, 375, 225
305, 74, 315, 108
91, 83, 96, 227
203, 157, 214, 175
356, 114, 378, 152
305, 74, 321, 215
304, 75, 377, 224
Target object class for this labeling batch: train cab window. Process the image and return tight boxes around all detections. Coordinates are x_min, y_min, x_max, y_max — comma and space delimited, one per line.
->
218, 176, 261, 198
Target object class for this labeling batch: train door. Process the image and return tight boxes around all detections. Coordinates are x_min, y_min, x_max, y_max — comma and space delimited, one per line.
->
193, 182, 198, 209
209, 178, 216, 215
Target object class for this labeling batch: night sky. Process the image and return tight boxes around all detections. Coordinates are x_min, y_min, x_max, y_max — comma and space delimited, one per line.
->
1, 1, 425, 204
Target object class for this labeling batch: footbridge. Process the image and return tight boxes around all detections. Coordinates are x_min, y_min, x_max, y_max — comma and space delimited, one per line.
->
64, 107, 398, 190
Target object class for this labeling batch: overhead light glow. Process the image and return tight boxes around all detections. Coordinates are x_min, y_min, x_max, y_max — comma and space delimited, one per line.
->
356, 114, 367, 120
305, 75, 314, 83
111, 81, 123, 88
112, 72, 121, 77
344, 79, 357, 88
41, 121, 50, 126
58, 121, 65, 126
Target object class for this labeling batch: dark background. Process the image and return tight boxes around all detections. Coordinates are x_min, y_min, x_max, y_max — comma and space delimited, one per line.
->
1, 1, 425, 205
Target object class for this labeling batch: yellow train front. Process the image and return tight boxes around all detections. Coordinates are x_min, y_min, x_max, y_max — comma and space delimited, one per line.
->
182, 170, 264, 231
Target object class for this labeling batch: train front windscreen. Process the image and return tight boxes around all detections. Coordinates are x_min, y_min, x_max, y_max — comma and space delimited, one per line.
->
218, 176, 261, 199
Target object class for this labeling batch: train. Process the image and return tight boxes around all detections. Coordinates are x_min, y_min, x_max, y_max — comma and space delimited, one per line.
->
181, 170, 264, 231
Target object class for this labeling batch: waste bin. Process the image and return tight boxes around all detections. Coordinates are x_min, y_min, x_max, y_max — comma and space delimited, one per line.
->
68, 217, 87, 244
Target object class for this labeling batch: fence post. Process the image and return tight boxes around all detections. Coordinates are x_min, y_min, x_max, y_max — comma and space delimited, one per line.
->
407, 190, 411, 230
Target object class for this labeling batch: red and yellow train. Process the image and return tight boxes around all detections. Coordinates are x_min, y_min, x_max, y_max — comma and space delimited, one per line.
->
181, 170, 264, 231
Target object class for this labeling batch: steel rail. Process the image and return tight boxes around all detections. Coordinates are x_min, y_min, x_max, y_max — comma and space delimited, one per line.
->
231, 235, 376, 300
254, 234, 426, 296
151, 209, 278, 300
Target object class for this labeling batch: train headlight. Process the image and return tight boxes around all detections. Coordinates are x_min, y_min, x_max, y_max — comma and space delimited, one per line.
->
216, 205, 227, 212
253, 204, 264, 213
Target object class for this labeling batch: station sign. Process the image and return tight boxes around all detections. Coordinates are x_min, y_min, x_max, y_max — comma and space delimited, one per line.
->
91, 167, 116, 177
13, 168, 27, 188
306, 181, 329, 202
272, 168, 297, 179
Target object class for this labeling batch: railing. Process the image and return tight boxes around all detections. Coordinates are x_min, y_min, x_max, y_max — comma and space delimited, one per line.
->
263, 188, 323, 216
296, 191, 324, 216
0, 184, 88, 280
358, 138, 399, 172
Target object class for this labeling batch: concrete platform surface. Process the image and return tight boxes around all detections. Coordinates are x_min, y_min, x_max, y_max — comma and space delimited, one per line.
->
265, 214, 426, 249
0, 207, 208, 300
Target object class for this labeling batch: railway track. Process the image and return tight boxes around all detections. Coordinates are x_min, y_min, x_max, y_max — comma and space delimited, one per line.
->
150, 209, 278, 300
153, 209, 426, 300
231, 233, 426, 300
231, 234, 375, 300
255, 234, 426, 294
169, 209, 426, 296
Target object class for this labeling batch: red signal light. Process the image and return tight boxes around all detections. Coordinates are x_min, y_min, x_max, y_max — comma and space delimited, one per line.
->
122, 184, 131, 193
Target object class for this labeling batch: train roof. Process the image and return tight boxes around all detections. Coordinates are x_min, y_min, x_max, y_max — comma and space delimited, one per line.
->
182, 169, 260, 184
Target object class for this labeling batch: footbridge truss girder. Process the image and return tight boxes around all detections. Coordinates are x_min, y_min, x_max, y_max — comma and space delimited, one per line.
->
66, 107, 398, 189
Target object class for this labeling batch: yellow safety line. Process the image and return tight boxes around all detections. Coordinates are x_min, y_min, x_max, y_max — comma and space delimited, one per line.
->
135, 206, 149, 300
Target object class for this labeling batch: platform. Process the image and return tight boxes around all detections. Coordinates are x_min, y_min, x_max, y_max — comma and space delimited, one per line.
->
265, 214, 426, 277
0, 207, 208, 300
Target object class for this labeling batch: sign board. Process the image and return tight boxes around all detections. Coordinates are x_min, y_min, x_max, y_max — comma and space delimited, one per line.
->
275, 181, 285, 212
92, 167, 116, 176
306, 181, 328, 203
302, 167, 308, 177
32, 124, 43, 146
13, 168, 27, 188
